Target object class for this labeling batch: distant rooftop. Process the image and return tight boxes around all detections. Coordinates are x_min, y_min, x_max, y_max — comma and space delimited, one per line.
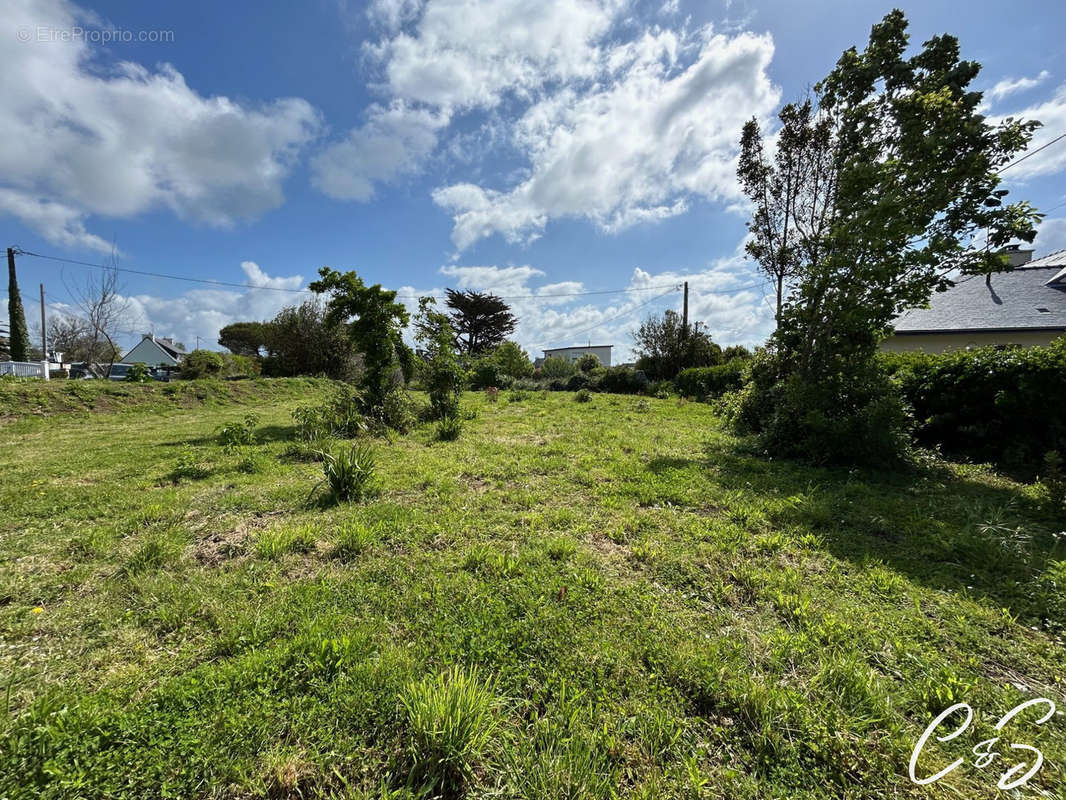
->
543, 345, 613, 351
892, 250, 1066, 335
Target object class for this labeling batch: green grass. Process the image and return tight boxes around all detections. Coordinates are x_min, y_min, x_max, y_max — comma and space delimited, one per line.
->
0, 382, 1063, 798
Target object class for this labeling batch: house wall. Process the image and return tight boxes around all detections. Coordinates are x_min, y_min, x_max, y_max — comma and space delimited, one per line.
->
880, 330, 1063, 354
542, 346, 612, 366
122, 339, 180, 366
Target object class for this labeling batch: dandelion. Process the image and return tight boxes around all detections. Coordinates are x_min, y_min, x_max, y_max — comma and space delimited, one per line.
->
31, 607, 43, 614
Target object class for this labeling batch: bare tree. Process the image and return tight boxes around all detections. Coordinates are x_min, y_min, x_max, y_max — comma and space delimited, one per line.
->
66, 265, 130, 377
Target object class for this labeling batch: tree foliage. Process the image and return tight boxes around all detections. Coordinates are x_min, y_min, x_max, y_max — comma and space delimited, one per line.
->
733, 10, 1042, 466
490, 341, 534, 379
310, 267, 410, 412
415, 297, 463, 420
444, 289, 517, 355
260, 300, 359, 381
218, 322, 270, 357
7, 253, 31, 362
632, 309, 722, 381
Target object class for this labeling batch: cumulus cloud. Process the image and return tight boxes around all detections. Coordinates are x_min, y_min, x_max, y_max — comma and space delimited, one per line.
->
433, 27, 778, 249
395, 255, 771, 360
1034, 216, 1066, 255
987, 70, 1050, 102
0, 0, 320, 250
990, 83, 1066, 180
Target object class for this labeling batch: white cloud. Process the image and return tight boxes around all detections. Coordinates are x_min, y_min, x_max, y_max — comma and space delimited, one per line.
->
396, 254, 770, 360
991, 83, 1066, 180
1035, 216, 1066, 255
987, 70, 1050, 102
0, 0, 320, 250
311, 102, 448, 200
433, 27, 779, 249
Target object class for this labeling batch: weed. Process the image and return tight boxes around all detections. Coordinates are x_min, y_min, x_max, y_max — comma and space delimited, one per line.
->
400, 666, 500, 796
216, 413, 259, 452
169, 445, 208, 482
574, 388, 592, 403
313, 443, 377, 504
436, 415, 463, 441
331, 521, 378, 561
255, 523, 318, 559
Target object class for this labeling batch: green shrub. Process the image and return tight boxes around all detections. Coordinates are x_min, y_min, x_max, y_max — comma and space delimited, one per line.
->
216, 413, 259, 452
677, 360, 747, 399
565, 373, 589, 391
124, 363, 151, 383
1040, 451, 1066, 510
169, 445, 208, 481
649, 379, 673, 398
725, 351, 911, 469
574, 388, 592, 403
314, 443, 377, 504
436, 415, 463, 441
179, 350, 224, 379
540, 356, 576, 379
292, 383, 367, 440
400, 666, 500, 796
599, 366, 650, 395
881, 337, 1066, 475
507, 389, 529, 402
575, 353, 600, 373
469, 359, 513, 391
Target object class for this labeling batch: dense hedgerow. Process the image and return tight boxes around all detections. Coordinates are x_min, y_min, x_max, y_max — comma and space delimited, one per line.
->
880, 336, 1066, 475
676, 360, 747, 399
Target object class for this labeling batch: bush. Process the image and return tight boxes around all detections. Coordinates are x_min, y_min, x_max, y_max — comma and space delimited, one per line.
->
400, 666, 500, 796
469, 359, 513, 391
599, 366, 650, 395
648, 379, 673, 398
124, 363, 151, 383
565, 373, 589, 391
314, 442, 376, 504
540, 356, 576, 379
574, 388, 592, 403
436, 415, 463, 441
180, 350, 224, 379
575, 353, 600, 373
881, 337, 1066, 475
677, 360, 747, 399
216, 413, 259, 452
293, 383, 367, 441
724, 350, 911, 469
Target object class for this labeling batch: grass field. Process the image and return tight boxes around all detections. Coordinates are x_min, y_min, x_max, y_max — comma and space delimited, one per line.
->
0, 379, 1063, 798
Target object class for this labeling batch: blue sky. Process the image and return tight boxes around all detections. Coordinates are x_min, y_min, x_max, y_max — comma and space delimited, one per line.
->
3, 0, 1066, 359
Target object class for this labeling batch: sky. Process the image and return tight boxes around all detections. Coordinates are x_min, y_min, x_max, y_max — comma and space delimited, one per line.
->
2, 0, 1066, 361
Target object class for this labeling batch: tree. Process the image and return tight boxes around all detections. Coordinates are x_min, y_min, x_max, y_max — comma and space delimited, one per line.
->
7, 251, 31, 362
734, 10, 1042, 465
491, 341, 534, 379
218, 322, 270, 357
261, 299, 359, 380
444, 289, 517, 354
632, 309, 722, 381
309, 267, 410, 412
575, 353, 600, 373
414, 297, 463, 419
67, 266, 130, 378
40, 314, 119, 364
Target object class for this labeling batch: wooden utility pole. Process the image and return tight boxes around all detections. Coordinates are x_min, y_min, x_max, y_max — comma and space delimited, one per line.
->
682, 281, 689, 339
39, 283, 49, 380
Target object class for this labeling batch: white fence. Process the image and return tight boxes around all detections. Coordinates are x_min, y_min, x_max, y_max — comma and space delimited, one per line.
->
0, 361, 48, 378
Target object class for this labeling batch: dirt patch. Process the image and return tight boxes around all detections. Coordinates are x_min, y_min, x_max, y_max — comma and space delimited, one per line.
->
191, 512, 283, 565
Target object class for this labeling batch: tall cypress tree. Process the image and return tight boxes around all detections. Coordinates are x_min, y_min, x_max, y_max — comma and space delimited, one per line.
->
7, 250, 31, 362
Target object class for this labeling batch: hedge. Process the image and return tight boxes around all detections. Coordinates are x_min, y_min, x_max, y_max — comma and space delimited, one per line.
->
880, 337, 1066, 475
676, 360, 746, 399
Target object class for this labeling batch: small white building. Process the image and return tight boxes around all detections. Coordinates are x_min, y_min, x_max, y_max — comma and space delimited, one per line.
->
121, 334, 187, 367
540, 345, 612, 367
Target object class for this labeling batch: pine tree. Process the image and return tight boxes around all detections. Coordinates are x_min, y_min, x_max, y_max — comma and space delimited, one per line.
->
7, 250, 31, 362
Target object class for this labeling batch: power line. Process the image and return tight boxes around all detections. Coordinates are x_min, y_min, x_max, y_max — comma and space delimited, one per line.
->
996, 131, 1066, 175
535, 285, 682, 350
12, 248, 692, 301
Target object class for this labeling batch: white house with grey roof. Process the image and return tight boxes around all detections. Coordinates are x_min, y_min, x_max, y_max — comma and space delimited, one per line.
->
120, 334, 187, 367
882, 246, 1066, 353
538, 345, 612, 367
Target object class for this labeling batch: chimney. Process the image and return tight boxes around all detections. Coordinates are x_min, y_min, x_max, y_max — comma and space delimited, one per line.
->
999, 244, 1034, 267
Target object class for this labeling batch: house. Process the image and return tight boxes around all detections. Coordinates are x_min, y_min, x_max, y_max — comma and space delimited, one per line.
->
121, 334, 187, 367
538, 345, 613, 367
882, 247, 1066, 353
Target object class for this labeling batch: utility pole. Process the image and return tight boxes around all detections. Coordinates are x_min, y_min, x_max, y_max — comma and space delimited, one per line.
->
39, 283, 49, 380
682, 281, 689, 339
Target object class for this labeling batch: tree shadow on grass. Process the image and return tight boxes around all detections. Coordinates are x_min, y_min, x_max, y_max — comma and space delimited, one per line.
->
647, 440, 1064, 621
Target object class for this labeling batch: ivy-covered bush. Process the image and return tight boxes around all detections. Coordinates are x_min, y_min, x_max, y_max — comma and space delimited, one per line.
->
881, 337, 1066, 475
676, 360, 747, 399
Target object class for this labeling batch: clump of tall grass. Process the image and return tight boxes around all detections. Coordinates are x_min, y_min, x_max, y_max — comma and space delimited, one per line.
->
436, 415, 463, 441
400, 666, 501, 795
312, 443, 377, 504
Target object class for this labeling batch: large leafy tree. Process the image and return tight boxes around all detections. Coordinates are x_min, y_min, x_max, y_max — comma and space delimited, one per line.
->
310, 268, 410, 409
734, 10, 1041, 464
7, 252, 31, 362
633, 309, 722, 381
260, 300, 359, 381
218, 322, 270, 357
444, 289, 517, 355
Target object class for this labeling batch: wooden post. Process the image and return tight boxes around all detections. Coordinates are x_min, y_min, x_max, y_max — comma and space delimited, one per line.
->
39, 283, 49, 380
